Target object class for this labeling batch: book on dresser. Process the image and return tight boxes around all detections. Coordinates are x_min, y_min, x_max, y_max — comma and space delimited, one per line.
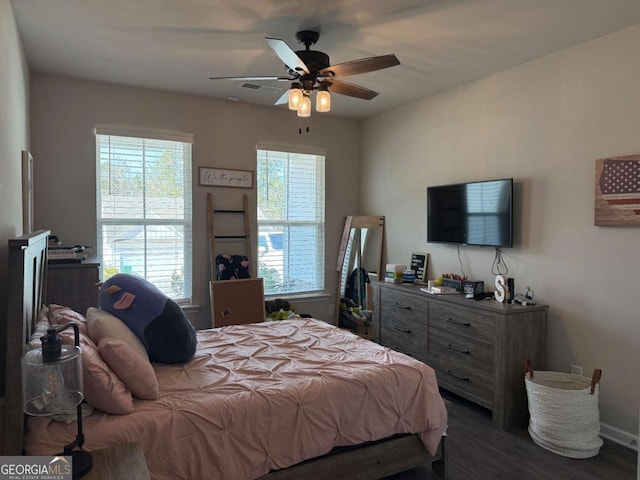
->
48, 244, 88, 263
372, 281, 548, 430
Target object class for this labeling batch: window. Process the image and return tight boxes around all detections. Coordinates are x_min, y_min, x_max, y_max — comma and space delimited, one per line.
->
257, 146, 325, 295
96, 127, 193, 301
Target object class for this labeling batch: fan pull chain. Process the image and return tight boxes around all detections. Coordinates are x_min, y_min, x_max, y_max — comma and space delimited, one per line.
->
298, 119, 310, 135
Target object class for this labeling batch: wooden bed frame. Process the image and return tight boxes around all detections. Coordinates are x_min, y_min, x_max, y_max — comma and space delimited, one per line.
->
1, 230, 447, 479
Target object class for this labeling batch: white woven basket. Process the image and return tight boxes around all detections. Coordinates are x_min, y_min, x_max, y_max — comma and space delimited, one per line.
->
524, 361, 603, 459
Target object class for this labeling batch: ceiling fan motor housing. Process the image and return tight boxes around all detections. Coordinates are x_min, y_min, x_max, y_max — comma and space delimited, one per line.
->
289, 30, 331, 79
295, 50, 330, 73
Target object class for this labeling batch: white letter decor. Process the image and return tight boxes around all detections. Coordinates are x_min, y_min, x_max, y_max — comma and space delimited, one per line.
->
494, 275, 506, 303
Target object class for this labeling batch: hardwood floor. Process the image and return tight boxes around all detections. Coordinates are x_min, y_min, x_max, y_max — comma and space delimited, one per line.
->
389, 390, 637, 480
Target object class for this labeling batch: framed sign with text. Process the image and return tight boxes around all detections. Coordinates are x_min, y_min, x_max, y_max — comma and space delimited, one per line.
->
199, 167, 253, 188
410, 252, 429, 283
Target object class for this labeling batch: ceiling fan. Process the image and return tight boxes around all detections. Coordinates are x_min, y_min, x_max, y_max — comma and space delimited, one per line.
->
209, 30, 400, 116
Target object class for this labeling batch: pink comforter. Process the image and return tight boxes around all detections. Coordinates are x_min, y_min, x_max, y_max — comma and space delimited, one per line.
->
25, 319, 447, 479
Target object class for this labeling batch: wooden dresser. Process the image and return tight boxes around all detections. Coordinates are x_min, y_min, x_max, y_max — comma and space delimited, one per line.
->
373, 282, 547, 430
45, 259, 100, 313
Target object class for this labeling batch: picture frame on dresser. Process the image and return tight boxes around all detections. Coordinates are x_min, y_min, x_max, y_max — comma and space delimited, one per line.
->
410, 252, 429, 283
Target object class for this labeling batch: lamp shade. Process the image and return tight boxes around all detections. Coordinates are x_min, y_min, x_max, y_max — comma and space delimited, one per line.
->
288, 84, 303, 110
316, 88, 331, 113
297, 94, 311, 117
22, 323, 93, 479
22, 344, 83, 415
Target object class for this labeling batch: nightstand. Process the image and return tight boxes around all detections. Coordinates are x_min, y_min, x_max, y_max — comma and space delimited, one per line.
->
45, 259, 100, 313
84, 442, 149, 480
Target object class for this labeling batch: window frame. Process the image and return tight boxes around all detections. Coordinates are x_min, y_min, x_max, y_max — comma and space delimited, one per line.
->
256, 144, 326, 296
95, 126, 194, 302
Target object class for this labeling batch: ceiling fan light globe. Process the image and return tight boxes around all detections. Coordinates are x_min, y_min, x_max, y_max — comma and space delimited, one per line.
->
297, 95, 312, 117
316, 90, 331, 113
288, 87, 303, 111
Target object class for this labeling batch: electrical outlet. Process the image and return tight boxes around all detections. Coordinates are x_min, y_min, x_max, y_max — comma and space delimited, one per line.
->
571, 364, 583, 376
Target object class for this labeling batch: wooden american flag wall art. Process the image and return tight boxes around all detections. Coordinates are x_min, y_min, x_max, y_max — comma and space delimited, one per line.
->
595, 154, 640, 226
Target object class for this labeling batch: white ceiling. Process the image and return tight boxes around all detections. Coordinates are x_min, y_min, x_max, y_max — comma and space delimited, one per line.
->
11, 0, 640, 119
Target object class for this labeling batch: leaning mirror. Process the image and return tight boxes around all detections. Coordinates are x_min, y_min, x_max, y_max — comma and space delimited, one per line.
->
334, 216, 385, 331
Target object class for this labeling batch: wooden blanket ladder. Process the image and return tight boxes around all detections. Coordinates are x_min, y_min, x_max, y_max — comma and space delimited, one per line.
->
206, 192, 252, 282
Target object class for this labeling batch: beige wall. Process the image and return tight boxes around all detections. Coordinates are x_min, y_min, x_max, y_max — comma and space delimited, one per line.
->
362, 24, 640, 437
0, 0, 30, 278
0, 0, 30, 451
29, 74, 360, 328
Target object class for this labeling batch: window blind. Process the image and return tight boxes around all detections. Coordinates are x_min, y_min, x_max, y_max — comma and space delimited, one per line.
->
96, 132, 193, 301
257, 148, 325, 295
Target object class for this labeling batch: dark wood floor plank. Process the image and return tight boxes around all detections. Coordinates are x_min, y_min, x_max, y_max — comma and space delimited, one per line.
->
387, 390, 636, 480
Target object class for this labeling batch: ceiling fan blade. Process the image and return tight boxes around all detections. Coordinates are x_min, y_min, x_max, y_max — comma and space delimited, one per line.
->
274, 90, 290, 106
209, 75, 293, 81
265, 37, 309, 75
324, 79, 379, 100
320, 54, 400, 78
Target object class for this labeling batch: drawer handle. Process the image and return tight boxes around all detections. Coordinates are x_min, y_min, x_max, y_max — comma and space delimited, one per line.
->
392, 324, 411, 333
393, 302, 411, 310
447, 343, 470, 354
446, 317, 471, 327
446, 369, 470, 381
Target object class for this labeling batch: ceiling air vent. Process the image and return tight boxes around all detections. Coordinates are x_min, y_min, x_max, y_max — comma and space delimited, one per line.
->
238, 83, 283, 96
240, 82, 262, 90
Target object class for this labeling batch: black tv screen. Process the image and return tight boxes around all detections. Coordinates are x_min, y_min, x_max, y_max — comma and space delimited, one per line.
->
427, 178, 513, 247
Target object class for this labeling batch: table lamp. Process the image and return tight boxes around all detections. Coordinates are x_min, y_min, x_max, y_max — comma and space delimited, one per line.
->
22, 322, 93, 479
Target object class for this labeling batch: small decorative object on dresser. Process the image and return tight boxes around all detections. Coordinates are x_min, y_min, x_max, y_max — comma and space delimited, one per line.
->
410, 252, 429, 283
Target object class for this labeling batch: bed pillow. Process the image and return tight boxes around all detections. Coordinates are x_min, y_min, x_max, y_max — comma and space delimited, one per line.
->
98, 273, 197, 364
48, 304, 89, 335
60, 330, 134, 415
98, 337, 159, 400
86, 307, 149, 360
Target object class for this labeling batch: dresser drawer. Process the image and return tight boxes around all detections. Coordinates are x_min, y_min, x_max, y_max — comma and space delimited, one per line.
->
428, 328, 495, 407
379, 289, 427, 361
429, 302, 495, 344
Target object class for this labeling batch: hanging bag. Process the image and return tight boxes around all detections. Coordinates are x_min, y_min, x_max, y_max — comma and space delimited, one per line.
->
524, 359, 603, 459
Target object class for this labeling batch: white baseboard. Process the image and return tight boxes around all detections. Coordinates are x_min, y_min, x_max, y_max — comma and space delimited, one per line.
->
600, 422, 638, 451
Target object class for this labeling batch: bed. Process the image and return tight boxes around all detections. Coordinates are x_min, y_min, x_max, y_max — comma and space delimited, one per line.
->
2, 230, 448, 479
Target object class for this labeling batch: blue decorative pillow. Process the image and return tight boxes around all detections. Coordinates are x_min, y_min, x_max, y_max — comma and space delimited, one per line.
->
98, 273, 197, 364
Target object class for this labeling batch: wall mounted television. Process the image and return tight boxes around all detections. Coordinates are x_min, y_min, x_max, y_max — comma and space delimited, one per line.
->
427, 178, 513, 247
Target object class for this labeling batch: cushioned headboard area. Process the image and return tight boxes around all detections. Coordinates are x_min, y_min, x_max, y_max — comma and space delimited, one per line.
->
1, 230, 50, 455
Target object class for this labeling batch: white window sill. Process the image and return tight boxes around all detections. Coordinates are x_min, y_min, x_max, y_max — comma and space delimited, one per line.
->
264, 292, 332, 303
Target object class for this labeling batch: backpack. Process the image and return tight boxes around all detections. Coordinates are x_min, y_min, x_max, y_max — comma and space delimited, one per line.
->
345, 267, 370, 305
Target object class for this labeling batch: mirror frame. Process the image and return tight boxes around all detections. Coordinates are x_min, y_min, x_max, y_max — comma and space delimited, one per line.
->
334, 215, 385, 326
